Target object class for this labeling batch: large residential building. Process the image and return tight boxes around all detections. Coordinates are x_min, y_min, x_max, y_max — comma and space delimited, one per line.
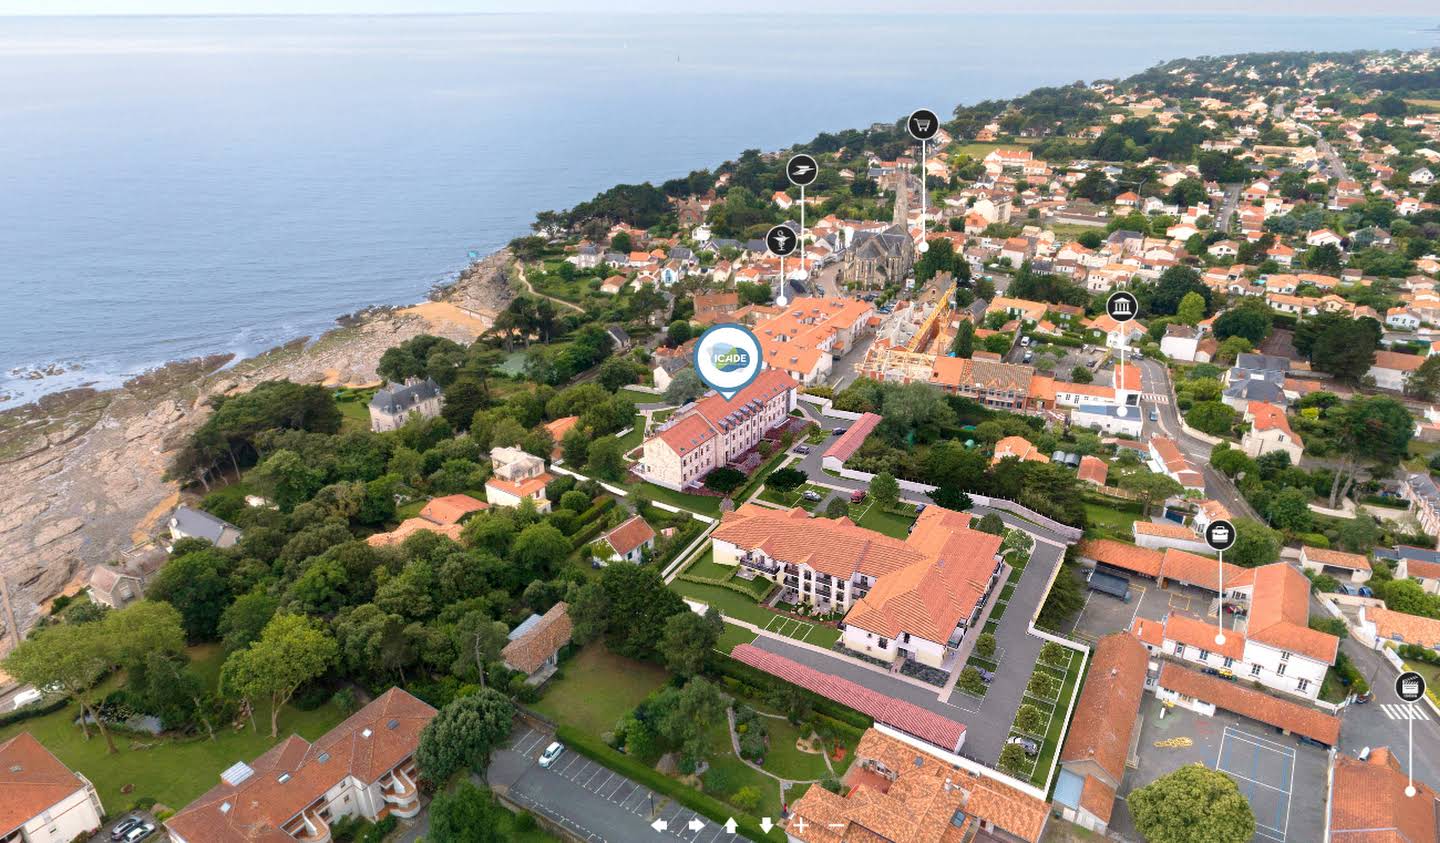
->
637, 370, 798, 491
751, 297, 876, 385
783, 727, 1049, 843
1129, 562, 1338, 700
1402, 473, 1440, 543
367, 379, 443, 432
712, 505, 1003, 673
484, 447, 552, 512
1329, 748, 1440, 842
1356, 605, 1440, 651
166, 689, 434, 843
1053, 632, 1148, 834
1153, 662, 1340, 746
168, 505, 243, 549
1, 733, 105, 843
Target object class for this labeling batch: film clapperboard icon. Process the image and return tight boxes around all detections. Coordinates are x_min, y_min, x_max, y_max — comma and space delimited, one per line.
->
1402, 675, 1422, 699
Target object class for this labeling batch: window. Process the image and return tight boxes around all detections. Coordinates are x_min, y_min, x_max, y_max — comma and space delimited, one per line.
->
1280, 651, 1290, 662
878, 638, 888, 649
1250, 664, 1262, 676
1276, 663, 1286, 677
1223, 657, 1234, 668
1173, 642, 1186, 657
1198, 650, 1210, 662
1297, 679, 1310, 692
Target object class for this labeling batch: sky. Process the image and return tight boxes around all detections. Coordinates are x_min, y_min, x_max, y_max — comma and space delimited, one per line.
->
4, 0, 1438, 15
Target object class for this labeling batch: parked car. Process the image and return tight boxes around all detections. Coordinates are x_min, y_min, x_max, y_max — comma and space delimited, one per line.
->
1019, 336, 1031, 347
976, 668, 995, 683
539, 741, 565, 769
802, 490, 823, 502
110, 817, 143, 842
1149, 408, 1159, 422
1006, 736, 1039, 756
913, 503, 927, 515
832, 427, 848, 436
1022, 350, 1033, 363
123, 823, 156, 843
794, 444, 811, 454
850, 489, 867, 503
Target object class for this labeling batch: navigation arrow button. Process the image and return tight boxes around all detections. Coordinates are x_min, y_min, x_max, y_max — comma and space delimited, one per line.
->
651, 818, 668, 832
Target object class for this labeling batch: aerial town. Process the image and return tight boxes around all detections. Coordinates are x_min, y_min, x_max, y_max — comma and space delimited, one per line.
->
10, 46, 1440, 843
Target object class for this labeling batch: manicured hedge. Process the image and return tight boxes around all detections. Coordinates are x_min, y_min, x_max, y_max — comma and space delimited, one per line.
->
676, 573, 770, 600
706, 653, 874, 731
554, 725, 784, 842
0, 696, 68, 729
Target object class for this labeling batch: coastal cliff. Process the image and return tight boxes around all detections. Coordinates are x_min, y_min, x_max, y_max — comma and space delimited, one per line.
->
0, 249, 514, 651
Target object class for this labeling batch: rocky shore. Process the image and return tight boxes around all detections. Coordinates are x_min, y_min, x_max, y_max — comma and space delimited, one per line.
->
0, 249, 515, 650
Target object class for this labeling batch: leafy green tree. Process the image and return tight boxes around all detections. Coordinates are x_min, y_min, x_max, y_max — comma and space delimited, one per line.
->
976, 513, 1006, 535
334, 603, 417, 683
512, 523, 571, 580
663, 368, 706, 404
703, 467, 747, 494
997, 743, 1029, 775
952, 320, 975, 358
973, 632, 996, 660
869, 472, 901, 511
1149, 266, 1211, 316
1266, 487, 1313, 532
148, 547, 234, 642
597, 564, 687, 661
1070, 365, 1093, 384
1213, 299, 1273, 344
416, 689, 515, 783
1375, 579, 1440, 619
1210, 444, 1258, 479
766, 467, 807, 493
661, 610, 720, 677
586, 435, 626, 480
1014, 704, 1046, 735
1185, 401, 1238, 436
3, 622, 117, 751
1405, 355, 1440, 402
824, 498, 850, 519
1176, 291, 1206, 326
428, 782, 505, 843
441, 377, 488, 431
251, 449, 324, 512
221, 614, 338, 737
1229, 518, 1281, 568
597, 357, 643, 392
1336, 516, 1381, 554
1128, 764, 1256, 843
566, 580, 610, 645
1119, 471, 1184, 515
666, 320, 693, 347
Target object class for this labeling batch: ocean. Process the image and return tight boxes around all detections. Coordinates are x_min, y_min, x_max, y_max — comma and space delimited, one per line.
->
0, 12, 1436, 404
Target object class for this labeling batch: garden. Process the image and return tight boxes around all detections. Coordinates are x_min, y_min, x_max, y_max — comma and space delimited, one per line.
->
996, 641, 1085, 788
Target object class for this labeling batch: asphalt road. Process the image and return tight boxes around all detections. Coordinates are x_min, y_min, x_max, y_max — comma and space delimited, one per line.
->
1137, 358, 1260, 521
1214, 183, 1242, 234
1327, 628, 1440, 788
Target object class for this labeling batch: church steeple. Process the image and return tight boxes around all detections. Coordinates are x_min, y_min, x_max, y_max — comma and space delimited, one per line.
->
892, 166, 910, 227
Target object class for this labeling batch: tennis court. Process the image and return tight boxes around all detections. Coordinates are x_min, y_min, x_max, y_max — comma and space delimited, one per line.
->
1216, 726, 1294, 842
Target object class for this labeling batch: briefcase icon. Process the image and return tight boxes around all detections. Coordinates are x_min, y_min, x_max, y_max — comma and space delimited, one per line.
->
1211, 526, 1231, 543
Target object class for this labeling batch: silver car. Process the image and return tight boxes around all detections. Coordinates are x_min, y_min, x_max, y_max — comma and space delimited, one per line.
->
539, 741, 565, 768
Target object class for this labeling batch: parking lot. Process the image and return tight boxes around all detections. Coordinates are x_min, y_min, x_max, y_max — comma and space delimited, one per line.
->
489, 722, 746, 843
1069, 574, 1226, 645
1113, 701, 1328, 843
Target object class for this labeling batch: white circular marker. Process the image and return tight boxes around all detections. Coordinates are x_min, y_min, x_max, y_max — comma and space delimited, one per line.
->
693, 324, 763, 401
1407, 785, 1418, 798
1215, 633, 1226, 646
917, 240, 929, 253
907, 108, 940, 141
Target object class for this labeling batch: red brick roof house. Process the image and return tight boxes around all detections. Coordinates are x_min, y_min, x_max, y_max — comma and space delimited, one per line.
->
1329, 748, 1440, 841
165, 689, 435, 843
1052, 633, 1148, 833
598, 515, 656, 565
500, 602, 573, 682
1, 733, 105, 843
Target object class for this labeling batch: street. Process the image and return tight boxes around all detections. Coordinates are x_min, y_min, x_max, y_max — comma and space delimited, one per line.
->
1137, 358, 1260, 520
1328, 629, 1440, 788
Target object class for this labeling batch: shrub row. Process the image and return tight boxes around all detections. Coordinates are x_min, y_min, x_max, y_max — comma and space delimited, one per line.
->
553, 725, 784, 842
675, 573, 770, 601
706, 653, 874, 732
0, 696, 69, 729
733, 450, 792, 504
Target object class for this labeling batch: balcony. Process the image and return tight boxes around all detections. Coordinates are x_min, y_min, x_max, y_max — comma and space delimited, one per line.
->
381, 767, 422, 819
291, 810, 331, 843
739, 554, 780, 575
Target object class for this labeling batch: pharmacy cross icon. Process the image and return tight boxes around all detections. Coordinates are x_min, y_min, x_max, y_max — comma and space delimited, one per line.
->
766, 224, 797, 257
907, 108, 940, 141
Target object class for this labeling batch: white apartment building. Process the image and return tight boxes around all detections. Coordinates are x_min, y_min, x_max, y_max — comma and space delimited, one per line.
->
637, 370, 797, 491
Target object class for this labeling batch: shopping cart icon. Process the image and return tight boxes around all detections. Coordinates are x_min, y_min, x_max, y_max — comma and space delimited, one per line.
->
914, 118, 931, 132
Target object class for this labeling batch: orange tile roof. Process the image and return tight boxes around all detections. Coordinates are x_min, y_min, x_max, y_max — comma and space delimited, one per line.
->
1059, 633, 1148, 808
167, 689, 436, 843
0, 733, 90, 837
1367, 607, 1440, 649
1158, 548, 1251, 593
501, 602, 573, 675
846, 523, 1002, 644
654, 369, 797, 458
419, 494, 487, 526
1130, 617, 1164, 648
824, 412, 882, 464
1246, 401, 1302, 446
992, 435, 1048, 465
1374, 350, 1425, 372
1245, 564, 1338, 663
1112, 363, 1141, 392
365, 517, 465, 547
543, 415, 580, 443
713, 505, 928, 581
787, 728, 1048, 843
1331, 749, 1440, 842
1133, 520, 1198, 540
1302, 545, 1371, 572
1157, 663, 1339, 745
1076, 539, 1163, 578
656, 412, 716, 457
485, 472, 553, 500
1163, 612, 1246, 660
604, 515, 656, 557
1406, 557, 1440, 582
1077, 455, 1108, 485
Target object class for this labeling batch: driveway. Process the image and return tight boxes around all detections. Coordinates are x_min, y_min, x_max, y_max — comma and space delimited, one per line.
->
488, 723, 746, 843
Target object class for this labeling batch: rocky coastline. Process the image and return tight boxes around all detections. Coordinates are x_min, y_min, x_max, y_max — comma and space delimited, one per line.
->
0, 248, 515, 650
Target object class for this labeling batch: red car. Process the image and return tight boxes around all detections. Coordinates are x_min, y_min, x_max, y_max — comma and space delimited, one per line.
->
850, 489, 866, 503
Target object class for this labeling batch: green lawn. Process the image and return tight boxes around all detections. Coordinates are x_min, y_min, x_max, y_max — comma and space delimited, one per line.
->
533, 644, 671, 738
1007, 648, 1084, 787
618, 387, 666, 406
617, 415, 646, 456
755, 716, 831, 782
717, 622, 757, 655
0, 645, 348, 814
680, 548, 774, 600
671, 579, 839, 648
632, 482, 724, 516
700, 720, 781, 819
758, 483, 829, 511
396, 498, 426, 519
853, 502, 918, 539
1083, 501, 1140, 537
334, 389, 376, 434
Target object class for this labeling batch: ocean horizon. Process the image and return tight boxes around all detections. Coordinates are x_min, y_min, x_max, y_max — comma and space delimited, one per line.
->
1, 12, 1436, 404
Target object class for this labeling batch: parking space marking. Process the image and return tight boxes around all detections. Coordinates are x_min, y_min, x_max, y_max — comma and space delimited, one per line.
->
590, 771, 615, 792
606, 779, 631, 800
556, 754, 580, 775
